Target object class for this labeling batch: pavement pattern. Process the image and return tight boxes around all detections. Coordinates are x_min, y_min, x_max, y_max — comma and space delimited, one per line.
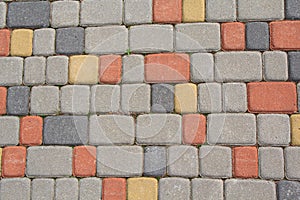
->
0, 0, 300, 199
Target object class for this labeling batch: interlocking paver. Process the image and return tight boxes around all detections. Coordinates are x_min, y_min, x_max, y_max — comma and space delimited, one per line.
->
192, 178, 223, 200
10, 29, 33, 57
51, 1, 79, 28
124, 0, 152, 25
289, 52, 300, 81
0, 87, 6, 115
0, 57, 23, 86
127, 177, 158, 200
291, 114, 300, 145
0, 116, 19, 146
55, 178, 78, 200
182, 0, 205, 22
285, 0, 300, 19
198, 83, 222, 113
7, 86, 30, 115
190, 53, 214, 83
159, 178, 190, 200
0, 2, 6, 28
233, 146, 258, 178
20, 116, 43, 146
0, 178, 31, 200
79, 178, 102, 200
102, 178, 126, 200
0, 29, 10, 56
153, 0, 182, 23
151, 84, 174, 113
182, 114, 206, 145
277, 180, 300, 200
175, 83, 197, 113
221, 22, 245, 51
24, 56, 46, 85
31, 179, 55, 200
263, 51, 288, 81
246, 22, 269, 50
223, 83, 247, 112
144, 146, 167, 177
2, 146, 26, 177
122, 55, 144, 83
206, 0, 236, 22
46, 56, 68, 85
259, 147, 284, 180
73, 146, 96, 177
33, 28, 55, 56
285, 147, 300, 180
56, 27, 84, 55
99, 55, 122, 84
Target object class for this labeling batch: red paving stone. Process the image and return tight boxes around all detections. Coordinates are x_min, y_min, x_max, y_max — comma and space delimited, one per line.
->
102, 178, 127, 200
20, 116, 43, 146
0, 29, 10, 56
99, 55, 122, 84
153, 0, 182, 23
73, 146, 96, 177
221, 22, 245, 51
233, 146, 258, 178
2, 146, 26, 177
182, 114, 206, 145
0, 87, 6, 115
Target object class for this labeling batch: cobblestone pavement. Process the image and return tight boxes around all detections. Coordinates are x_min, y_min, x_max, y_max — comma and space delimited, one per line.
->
0, 0, 300, 199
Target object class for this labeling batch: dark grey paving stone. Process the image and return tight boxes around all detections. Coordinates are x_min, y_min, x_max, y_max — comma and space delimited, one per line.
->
151, 84, 174, 113
56, 27, 84, 55
288, 52, 300, 81
7, 86, 30, 115
144, 146, 167, 177
286, 0, 300, 19
277, 180, 300, 200
43, 116, 88, 145
246, 22, 269, 50
7, 1, 50, 28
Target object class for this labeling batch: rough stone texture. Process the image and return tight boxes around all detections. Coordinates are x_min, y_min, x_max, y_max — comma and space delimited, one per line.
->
288, 52, 300, 81
153, 0, 182, 23
31, 179, 55, 200
136, 114, 182, 145
43, 116, 88, 145
89, 115, 135, 145
190, 53, 214, 83
124, 0, 152, 25
79, 178, 102, 200
0, 116, 19, 146
7, 1, 50, 28
233, 146, 258, 178
7, 86, 30, 115
73, 146, 96, 177
144, 146, 167, 177
206, 0, 236, 22
0, 178, 31, 200
20, 116, 43, 146
285, 0, 300, 19
223, 83, 247, 112
207, 113, 256, 145
285, 147, 300, 180
2, 146, 26, 177
0, 57, 23, 86
97, 146, 143, 177
221, 22, 246, 51
33, 28, 55, 56
291, 114, 300, 145
102, 178, 126, 200
263, 51, 288, 81
129, 25, 174, 53
10, 29, 33, 57
0, 2, 6, 28
51, 1, 79, 28
55, 178, 78, 200
26, 146, 72, 177
56, 27, 84, 55
198, 83, 222, 113
259, 147, 284, 180
152, 84, 174, 113
175, 83, 197, 113
215, 52, 262, 82
167, 145, 199, 177
24, 56, 46, 85
122, 55, 144, 83
246, 22, 269, 50
175, 23, 220, 52
183, 0, 205, 22
192, 179, 223, 200
159, 178, 190, 200
277, 180, 300, 200
85, 26, 128, 54
46, 56, 68, 85
127, 178, 158, 200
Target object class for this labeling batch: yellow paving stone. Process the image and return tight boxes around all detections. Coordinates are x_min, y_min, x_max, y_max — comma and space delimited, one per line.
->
127, 177, 158, 200
0, 148, 2, 176
291, 114, 300, 145
69, 55, 99, 84
175, 83, 197, 113
10, 29, 33, 57
183, 0, 205, 22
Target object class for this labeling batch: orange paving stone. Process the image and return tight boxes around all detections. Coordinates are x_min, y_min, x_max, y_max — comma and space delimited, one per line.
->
2, 146, 26, 178
99, 55, 122, 84
102, 178, 127, 200
0, 87, 6, 115
221, 22, 245, 51
20, 116, 43, 146
233, 146, 258, 178
73, 146, 96, 177
182, 114, 206, 145
247, 82, 297, 114
0, 29, 10, 56
153, 0, 182, 23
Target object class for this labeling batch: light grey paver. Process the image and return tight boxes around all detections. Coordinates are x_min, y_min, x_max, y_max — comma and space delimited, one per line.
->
206, 0, 236, 22
167, 145, 199, 177
124, 0, 152, 25
225, 179, 276, 200
129, 25, 174, 53
122, 54, 144, 83
223, 83, 247, 112
159, 178, 190, 200
89, 115, 135, 145
97, 146, 143, 177
175, 23, 220, 52
33, 28, 55, 56
257, 114, 290, 146
56, 27, 84, 55
46, 56, 68, 85
0, 178, 31, 200
192, 178, 223, 200
26, 146, 72, 177
0, 116, 19, 146
144, 146, 167, 177
0, 2, 6, 28
7, 86, 30, 115
0, 57, 23, 86
277, 180, 300, 200
285, 147, 300, 180
31, 179, 55, 200
60, 85, 90, 115
24, 56, 46, 85
263, 51, 288, 81
55, 178, 78, 200
51, 1, 79, 28
246, 22, 269, 50
190, 53, 214, 83
215, 51, 262, 82
85, 26, 128, 54
79, 178, 102, 200
151, 84, 174, 113
136, 114, 182, 145
259, 147, 284, 180
198, 83, 222, 113
200, 145, 232, 178
286, 0, 300, 19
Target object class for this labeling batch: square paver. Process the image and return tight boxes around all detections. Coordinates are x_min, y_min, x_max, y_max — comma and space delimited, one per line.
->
51, 1, 79, 28
24, 57, 46, 85
259, 147, 284, 180
56, 27, 84, 55
0, 2, 6, 28
223, 83, 247, 112
124, 0, 152, 25
31, 179, 55, 200
288, 52, 300, 81
0, 178, 31, 200
277, 180, 300, 200
0, 57, 23, 86
122, 54, 144, 83
190, 53, 214, 83
55, 178, 78, 200
285, 147, 300, 180
206, 0, 236, 22
263, 51, 288, 81
152, 84, 174, 113
33, 28, 55, 56
246, 22, 269, 50
285, 0, 300, 19
0, 116, 19, 146
46, 56, 68, 85
7, 86, 30, 115
159, 178, 190, 200
192, 179, 223, 200
144, 146, 167, 177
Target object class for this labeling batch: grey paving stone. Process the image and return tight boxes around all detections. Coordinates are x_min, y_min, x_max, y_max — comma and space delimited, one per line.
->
190, 53, 214, 83
0, 57, 23, 86
206, 0, 236, 22
122, 54, 144, 83
33, 28, 55, 56
0, 116, 19, 146
263, 51, 288, 81
121, 84, 151, 113
60, 85, 90, 115
215, 52, 262, 82
81, 0, 122, 26
51, 1, 79, 28
288, 52, 300, 81
246, 22, 269, 50
7, 1, 50, 28
7, 86, 30, 115
223, 83, 247, 112
207, 113, 256, 145
129, 25, 174, 53
285, 147, 300, 180
167, 145, 199, 177
56, 27, 84, 55
277, 180, 300, 200
46, 56, 68, 85
24, 56, 46, 85
144, 146, 167, 177
44, 116, 88, 145
85, 26, 128, 54
0, 178, 31, 200
90, 85, 120, 113
89, 115, 135, 145
175, 23, 220, 52
31, 179, 55, 200
0, 2, 6, 28
298, 84, 300, 112
30, 86, 59, 115
258, 114, 290, 146
26, 146, 72, 177
286, 0, 300, 19
192, 178, 223, 200
79, 178, 102, 200
238, 0, 284, 21
259, 147, 284, 180
136, 114, 182, 145
200, 145, 232, 178
97, 146, 143, 177
151, 84, 174, 113
198, 83, 222, 113
124, 0, 152, 25
55, 178, 78, 200
159, 178, 190, 200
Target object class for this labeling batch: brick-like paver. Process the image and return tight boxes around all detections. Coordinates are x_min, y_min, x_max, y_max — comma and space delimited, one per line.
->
0, 57, 23, 86
0, 178, 31, 200
122, 55, 144, 83
175, 83, 197, 113
288, 52, 300, 81
0, 87, 6, 115
291, 114, 300, 145
144, 146, 167, 177
2, 146, 26, 177
259, 147, 284, 180
0, 29, 10, 56
20, 116, 43, 146
10, 29, 33, 57
102, 178, 126, 200
198, 83, 222, 113
56, 27, 84, 55
127, 177, 158, 200
151, 84, 174, 113
55, 178, 78, 200
285, 0, 300, 19
51, 1, 79, 28
73, 146, 96, 177
233, 146, 258, 178
285, 147, 300, 180
31, 179, 55, 200
182, 114, 206, 145
246, 22, 269, 50
79, 178, 102, 200
0, 116, 19, 146
99, 55, 122, 84
277, 180, 300, 200
192, 179, 223, 200
206, 0, 236, 22
24, 57, 46, 85
153, 0, 182, 23
0, 2, 6, 28
124, 0, 152, 25
46, 56, 68, 85
7, 86, 30, 115
159, 178, 190, 200
221, 22, 245, 51
33, 28, 55, 56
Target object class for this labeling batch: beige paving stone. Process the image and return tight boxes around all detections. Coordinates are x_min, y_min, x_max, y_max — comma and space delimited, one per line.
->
10, 29, 33, 57
183, 0, 205, 22
127, 177, 158, 200
175, 83, 197, 113
291, 114, 300, 145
